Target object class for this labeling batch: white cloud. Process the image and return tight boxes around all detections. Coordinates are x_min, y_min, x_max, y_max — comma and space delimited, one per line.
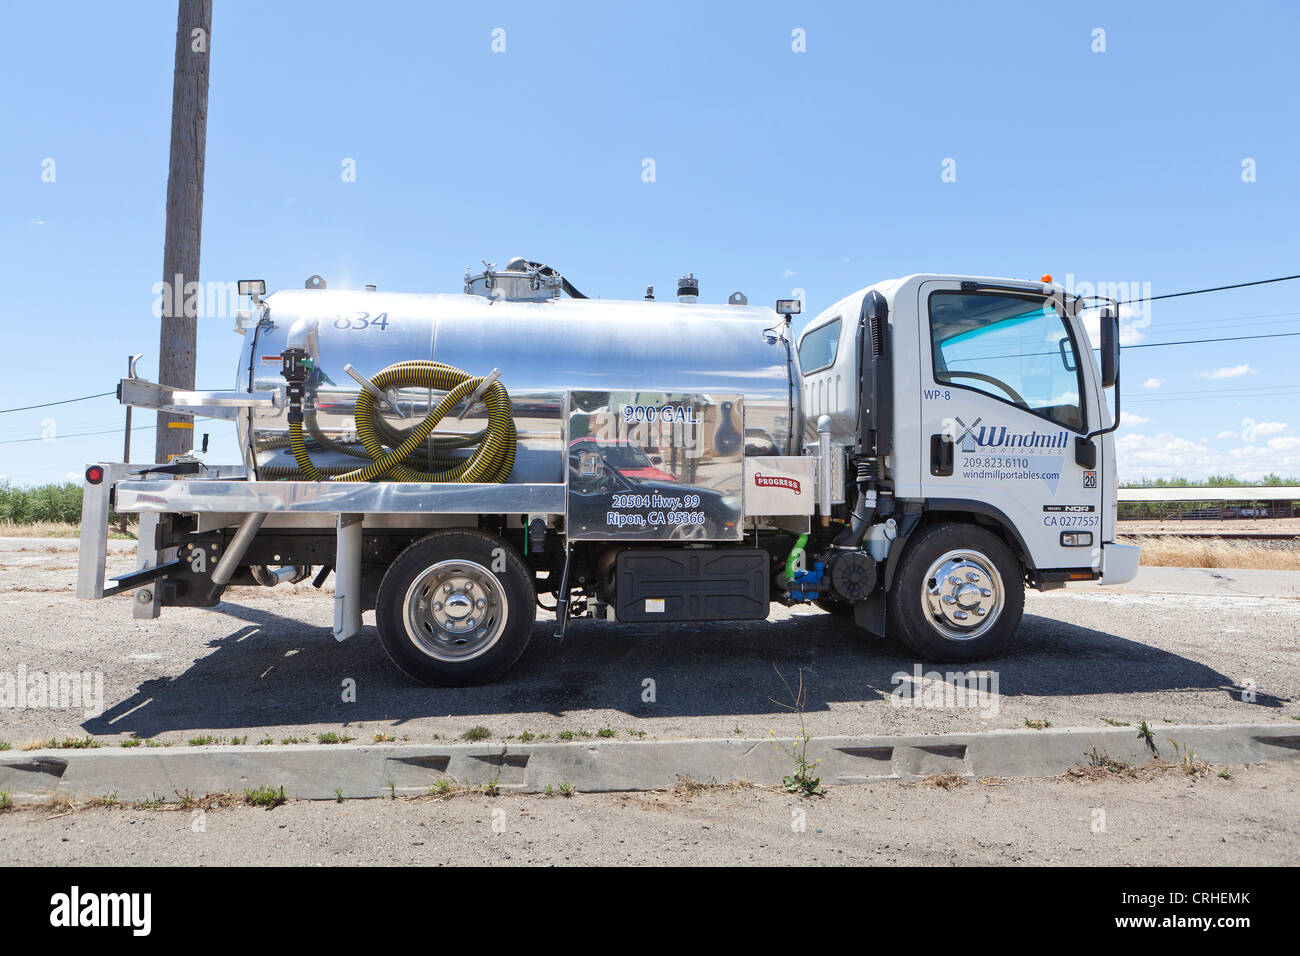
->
1081, 304, 1147, 348
1216, 430, 1238, 440
1239, 418, 1289, 443
1120, 412, 1151, 426
782, 268, 796, 277
1117, 431, 1300, 482
1143, 378, 1165, 389
1201, 364, 1256, 380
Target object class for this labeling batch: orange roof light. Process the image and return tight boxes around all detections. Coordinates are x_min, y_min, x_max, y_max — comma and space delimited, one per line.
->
1040, 274, 1054, 283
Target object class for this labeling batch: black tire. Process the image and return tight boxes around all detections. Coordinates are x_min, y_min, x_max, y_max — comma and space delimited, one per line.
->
375, 528, 536, 686
887, 521, 1024, 662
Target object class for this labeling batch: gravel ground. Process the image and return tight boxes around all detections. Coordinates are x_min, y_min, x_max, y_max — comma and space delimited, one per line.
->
0, 539, 1297, 748
1, 759, 1295, 866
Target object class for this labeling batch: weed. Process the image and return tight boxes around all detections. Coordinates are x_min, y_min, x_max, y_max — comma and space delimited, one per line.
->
558, 781, 576, 798
1100, 717, 1130, 727
243, 785, 287, 809
0, 792, 11, 811
1136, 721, 1157, 755
138, 793, 165, 809
334, 788, 345, 803
769, 666, 824, 796
462, 726, 491, 742
316, 732, 353, 745
626, 729, 646, 738
372, 733, 396, 743
0, 741, 10, 752
595, 727, 616, 738
1024, 718, 1052, 730
518, 731, 536, 742
1168, 739, 1212, 777
258, 738, 274, 746
187, 735, 217, 747
1072, 745, 1139, 779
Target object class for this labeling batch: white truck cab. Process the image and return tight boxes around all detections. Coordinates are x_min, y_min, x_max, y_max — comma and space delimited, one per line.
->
798, 274, 1138, 653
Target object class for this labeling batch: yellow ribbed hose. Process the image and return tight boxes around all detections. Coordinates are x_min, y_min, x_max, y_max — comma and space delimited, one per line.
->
287, 360, 516, 483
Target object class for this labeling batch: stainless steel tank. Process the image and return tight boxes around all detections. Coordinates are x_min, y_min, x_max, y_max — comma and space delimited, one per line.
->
237, 289, 799, 482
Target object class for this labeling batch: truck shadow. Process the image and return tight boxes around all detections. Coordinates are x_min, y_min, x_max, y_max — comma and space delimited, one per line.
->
82, 603, 1283, 739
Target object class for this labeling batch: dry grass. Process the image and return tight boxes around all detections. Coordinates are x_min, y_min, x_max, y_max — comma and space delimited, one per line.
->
669, 776, 758, 799
0, 520, 136, 540
1067, 744, 1215, 782
1123, 534, 1300, 571
918, 773, 968, 790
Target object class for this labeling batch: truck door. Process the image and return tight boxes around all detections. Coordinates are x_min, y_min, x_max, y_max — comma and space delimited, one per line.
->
917, 280, 1103, 574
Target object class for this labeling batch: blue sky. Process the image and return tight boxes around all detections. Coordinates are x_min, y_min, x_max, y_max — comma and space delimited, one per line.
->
1, 0, 1298, 484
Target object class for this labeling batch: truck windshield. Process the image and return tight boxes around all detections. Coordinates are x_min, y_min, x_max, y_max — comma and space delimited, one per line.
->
929, 292, 1086, 432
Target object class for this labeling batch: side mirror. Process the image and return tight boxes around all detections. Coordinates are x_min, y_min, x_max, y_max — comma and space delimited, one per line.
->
1099, 306, 1119, 389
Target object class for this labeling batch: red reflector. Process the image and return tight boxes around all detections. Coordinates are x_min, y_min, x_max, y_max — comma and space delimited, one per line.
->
85, 466, 104, 485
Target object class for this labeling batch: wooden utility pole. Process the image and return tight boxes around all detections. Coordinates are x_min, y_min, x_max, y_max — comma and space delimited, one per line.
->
155, 0, 212, 462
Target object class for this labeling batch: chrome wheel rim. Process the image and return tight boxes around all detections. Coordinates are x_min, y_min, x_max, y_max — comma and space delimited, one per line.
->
921, 549, 1004, 642
402, 559, 508, 662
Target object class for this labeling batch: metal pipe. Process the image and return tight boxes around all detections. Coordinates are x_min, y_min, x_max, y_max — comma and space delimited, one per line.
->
207, 512, 266, 598
817, 415, 833, 525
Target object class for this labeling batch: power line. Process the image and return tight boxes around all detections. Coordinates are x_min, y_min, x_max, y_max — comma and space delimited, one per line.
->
0, 391, 115, 415
1120, 273, 1300, 304
1126, 330, 1300, 349
0, 418, 215, 447
0, 425, 157, 447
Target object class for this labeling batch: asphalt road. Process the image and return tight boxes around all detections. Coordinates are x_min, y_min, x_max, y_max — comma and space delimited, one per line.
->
0, 539, 1297, 748
2, 760, 1296, 865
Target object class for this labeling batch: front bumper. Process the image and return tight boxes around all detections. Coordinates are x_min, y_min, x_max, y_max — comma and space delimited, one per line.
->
1099, 541, 1140, 585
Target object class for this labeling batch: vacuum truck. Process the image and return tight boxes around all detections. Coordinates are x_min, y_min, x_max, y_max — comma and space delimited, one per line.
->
77, 259, 1139, 686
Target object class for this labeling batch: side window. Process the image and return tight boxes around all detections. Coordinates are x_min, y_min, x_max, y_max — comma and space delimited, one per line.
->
798, 318, 842, 374
929, 292, 1086, 432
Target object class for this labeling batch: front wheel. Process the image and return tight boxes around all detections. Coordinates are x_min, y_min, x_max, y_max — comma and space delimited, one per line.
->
375, 529, 536, 686
887, 522, 1024, 662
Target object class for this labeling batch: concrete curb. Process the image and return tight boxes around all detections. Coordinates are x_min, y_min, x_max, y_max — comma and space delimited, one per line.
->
2, 723, 1297, 805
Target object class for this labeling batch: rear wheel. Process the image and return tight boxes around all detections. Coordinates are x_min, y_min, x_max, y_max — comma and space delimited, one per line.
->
887, 522, 1023, 661
375, 529, 536, 686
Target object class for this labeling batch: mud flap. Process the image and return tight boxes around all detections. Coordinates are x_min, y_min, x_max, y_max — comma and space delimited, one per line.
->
853, 590, 887, 638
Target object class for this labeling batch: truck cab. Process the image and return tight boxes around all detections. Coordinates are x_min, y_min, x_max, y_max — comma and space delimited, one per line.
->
796, 274, 1138, 659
